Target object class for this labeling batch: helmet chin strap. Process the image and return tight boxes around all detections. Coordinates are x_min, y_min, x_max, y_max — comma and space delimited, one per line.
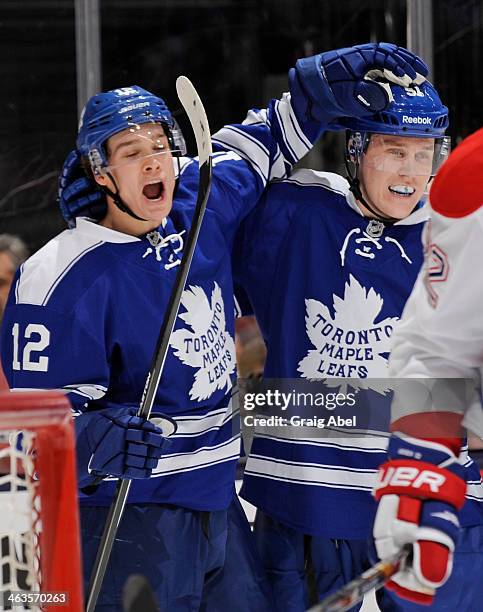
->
348, 177, 399, 224
98, 158, 182, 225
101, 171, 148, 222
345, 157, 399, 224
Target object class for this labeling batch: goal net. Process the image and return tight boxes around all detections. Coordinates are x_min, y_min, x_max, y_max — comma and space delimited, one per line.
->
0, 390, 83, 610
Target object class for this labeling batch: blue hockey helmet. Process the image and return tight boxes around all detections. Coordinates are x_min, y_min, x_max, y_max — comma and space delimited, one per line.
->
77, 85, 186, 175
339, 79, 450, 223
337, 79, 449, 138
340, 79, 450, 181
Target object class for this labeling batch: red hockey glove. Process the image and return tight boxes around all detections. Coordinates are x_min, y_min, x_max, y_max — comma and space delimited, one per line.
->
373, 434, 466, 605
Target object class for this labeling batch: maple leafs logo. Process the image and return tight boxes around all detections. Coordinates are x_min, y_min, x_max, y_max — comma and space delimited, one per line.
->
170, 282, 236, 401
297, 275, 398, 394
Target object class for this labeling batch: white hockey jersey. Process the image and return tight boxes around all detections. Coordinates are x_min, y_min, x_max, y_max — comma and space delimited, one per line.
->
389, 128, 483, 442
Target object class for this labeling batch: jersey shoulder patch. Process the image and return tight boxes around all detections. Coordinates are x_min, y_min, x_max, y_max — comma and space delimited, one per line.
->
430, 128, 483, 218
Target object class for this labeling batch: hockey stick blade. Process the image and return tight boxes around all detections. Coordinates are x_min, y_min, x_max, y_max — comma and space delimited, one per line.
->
86, 77, 213, 612
177, 75, 211, 166
306, 547, 409, 612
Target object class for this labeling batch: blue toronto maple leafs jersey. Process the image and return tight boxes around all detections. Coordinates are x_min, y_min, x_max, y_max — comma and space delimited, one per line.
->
233, 169, 483, 538
0, 94, 322, 509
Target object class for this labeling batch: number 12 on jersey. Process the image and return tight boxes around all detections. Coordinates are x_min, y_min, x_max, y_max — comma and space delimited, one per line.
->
12, 323, 50, 372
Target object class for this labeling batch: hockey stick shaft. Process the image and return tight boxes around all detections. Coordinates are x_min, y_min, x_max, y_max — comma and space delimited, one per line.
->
306, 548, 409, 612
86, 77, 213, 612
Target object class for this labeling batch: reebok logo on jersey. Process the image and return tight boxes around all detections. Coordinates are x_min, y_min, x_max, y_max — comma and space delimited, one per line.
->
402, 115, 432, 125
378, 465, 445, 493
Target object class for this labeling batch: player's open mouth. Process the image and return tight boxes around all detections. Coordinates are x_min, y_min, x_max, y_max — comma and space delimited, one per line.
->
142, 180, 164, 201
388, 185, 415, 197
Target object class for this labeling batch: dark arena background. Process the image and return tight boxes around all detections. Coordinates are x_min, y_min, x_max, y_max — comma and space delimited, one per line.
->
1, 0, 482, 251
1, 2, 483, 611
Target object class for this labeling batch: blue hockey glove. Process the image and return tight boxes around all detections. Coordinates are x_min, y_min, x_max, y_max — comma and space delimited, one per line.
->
75, 405, 176, 487
373, 433, 466, 605
289, 42, 429, 127
58, 149, 107, 226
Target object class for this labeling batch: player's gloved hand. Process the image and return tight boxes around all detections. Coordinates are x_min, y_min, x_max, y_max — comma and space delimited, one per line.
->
373, 433, 466, 605
289, 42, 428, 127
58, 149, 107, 227
75, 405, 177, 488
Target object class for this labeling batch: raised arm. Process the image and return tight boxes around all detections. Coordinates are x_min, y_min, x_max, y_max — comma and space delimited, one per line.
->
212, 42, 429, 190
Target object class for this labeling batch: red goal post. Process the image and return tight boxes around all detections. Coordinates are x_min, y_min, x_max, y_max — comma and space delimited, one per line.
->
0, 390, 83, 610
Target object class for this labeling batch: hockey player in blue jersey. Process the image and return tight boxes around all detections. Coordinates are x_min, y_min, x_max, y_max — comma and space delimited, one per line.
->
233, 49, 483, 611
0, 45, 430, 610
